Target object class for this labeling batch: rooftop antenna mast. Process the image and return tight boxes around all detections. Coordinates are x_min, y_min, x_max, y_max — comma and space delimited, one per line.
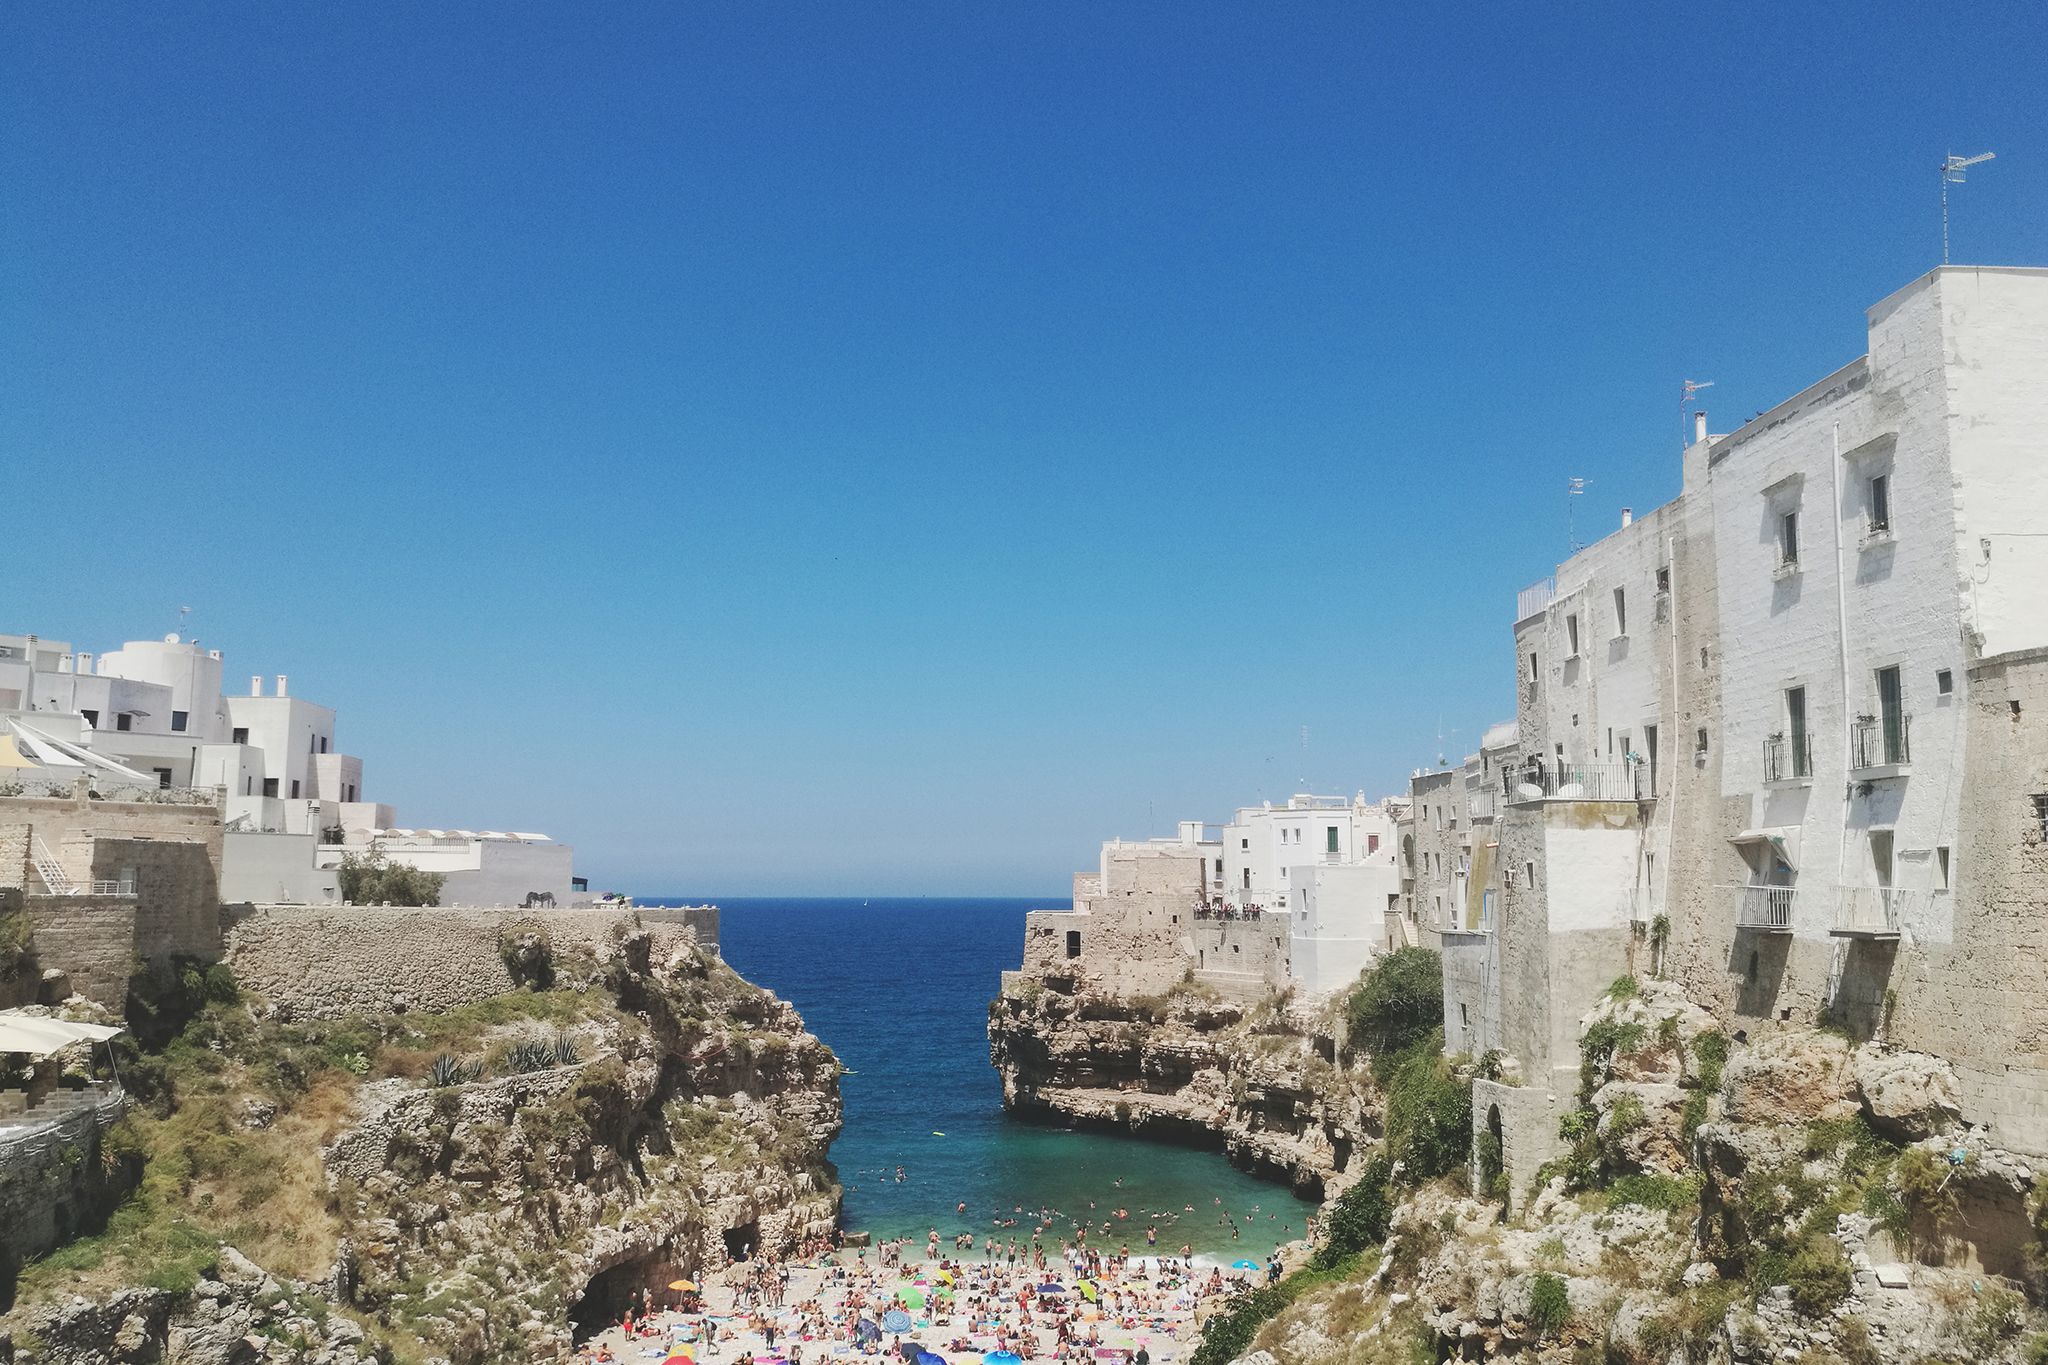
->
1941, 151, 1995, 265
1681, 379, 1714, 448
1567, 477, 1591, 552
1298, 724, 1309, 790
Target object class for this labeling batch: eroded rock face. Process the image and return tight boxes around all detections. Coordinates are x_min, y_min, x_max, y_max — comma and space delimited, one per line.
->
987, 984, 1372, 1199
14, 932, 842, 1365
1853, 1045, 1962, 1142
1721, 1028, 1857, 1125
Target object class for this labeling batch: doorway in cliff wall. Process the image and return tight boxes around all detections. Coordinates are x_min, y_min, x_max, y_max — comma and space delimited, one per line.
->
723, 1220, 759, 1261
569, 1255, 674, 1343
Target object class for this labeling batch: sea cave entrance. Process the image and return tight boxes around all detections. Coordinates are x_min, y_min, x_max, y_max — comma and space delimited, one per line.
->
722, 1219, 759, 1262
569, 1253, 677, 1344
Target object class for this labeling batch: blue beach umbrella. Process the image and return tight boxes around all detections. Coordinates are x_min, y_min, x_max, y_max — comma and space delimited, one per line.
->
915, 1354, 948, 1365
984, 1354, 1024, 1365
1231, 1259, 1260, 1270
882, 1309, 913, 1333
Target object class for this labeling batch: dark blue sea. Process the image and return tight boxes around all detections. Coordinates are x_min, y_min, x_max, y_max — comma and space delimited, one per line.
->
642, 897, 1313, 1263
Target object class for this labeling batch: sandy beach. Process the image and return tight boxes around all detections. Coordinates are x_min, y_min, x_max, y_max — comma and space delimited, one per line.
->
577, 1241, 1295, 1365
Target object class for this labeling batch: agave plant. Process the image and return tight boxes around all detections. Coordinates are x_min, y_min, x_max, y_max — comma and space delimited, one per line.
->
551, 1031, 580, 1066
427, 1053, 472, 1087
505, 1039, 556, 1074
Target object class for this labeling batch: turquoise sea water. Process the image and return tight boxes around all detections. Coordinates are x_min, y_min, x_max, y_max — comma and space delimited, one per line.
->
645, 897, 1314, 1263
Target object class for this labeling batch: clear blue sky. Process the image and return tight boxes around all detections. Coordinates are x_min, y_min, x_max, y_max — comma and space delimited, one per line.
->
5, 4, 2043, 895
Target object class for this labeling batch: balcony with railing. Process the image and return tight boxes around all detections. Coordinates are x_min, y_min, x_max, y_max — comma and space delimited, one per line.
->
1830, 886, 1935, 939
1504, 762, 1641, 807
1763, 733, 1813, 784
1733, 883, 1795, 932
1850, 714, 1911, 772
1516, 575, 1557, 623
1467, 790, 1498, 823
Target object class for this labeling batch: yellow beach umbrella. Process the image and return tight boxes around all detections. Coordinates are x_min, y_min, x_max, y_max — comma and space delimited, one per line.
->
668, 1280, 697, 1292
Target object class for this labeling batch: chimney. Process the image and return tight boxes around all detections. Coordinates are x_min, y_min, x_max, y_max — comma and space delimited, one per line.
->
275, 674, 288, 698
77, 652, 91, 674
251, 676, 263, 697
1621, 507, 1633, 528
1694, 410, 1708, 444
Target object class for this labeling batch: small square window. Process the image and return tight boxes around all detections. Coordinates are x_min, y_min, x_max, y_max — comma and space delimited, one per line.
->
1936, 669, 1954, 696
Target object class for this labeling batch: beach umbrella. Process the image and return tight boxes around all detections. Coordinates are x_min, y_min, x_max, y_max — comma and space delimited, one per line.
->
668, 1280, 697, 1292
857, 1318, 882, 1344
903, 1287, 927, 1309
915, 1354, 948, 1365
1076, 1281, 1099, 1302
1231, 1260, 1260, 1271
1036, 1283, 1066, 1295
882, 1310, 913, 1333
934, 1269, 956, 1285
983, 1354, 1023, 1365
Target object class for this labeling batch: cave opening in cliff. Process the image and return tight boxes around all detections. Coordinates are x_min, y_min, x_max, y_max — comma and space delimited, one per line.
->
569, 1255, 675, 1343
722, 1219, 759, 1261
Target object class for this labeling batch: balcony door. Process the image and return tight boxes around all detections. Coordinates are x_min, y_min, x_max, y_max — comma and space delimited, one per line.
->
1877, 665, 1905, 763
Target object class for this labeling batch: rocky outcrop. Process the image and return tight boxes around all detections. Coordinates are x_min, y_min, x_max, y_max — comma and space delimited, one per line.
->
18, 1248, 374, 1365
11, 927, 841, 1365
1853, 1044, 1963, 1142
988, 980, 1372, 1199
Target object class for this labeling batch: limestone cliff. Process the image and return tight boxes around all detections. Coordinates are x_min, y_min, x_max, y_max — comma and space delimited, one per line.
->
6, 922, 841, 1365
1220, 979, 2048, 1365
987, 977, 1375, 1200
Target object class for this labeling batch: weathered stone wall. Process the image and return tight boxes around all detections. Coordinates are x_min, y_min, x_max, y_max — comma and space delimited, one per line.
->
0, 791, 224, 892
0, 1086, 135, 1279
1874, 648, 2048, 1155
222, 904, 718, 1019
1016, 847, 1201, 998
20, 897, 139, 1007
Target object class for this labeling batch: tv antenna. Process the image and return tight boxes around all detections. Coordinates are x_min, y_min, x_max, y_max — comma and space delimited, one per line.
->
1567, 477, 1592, 551
1681, 379, 1714, 447
1941, 151, 1995, 265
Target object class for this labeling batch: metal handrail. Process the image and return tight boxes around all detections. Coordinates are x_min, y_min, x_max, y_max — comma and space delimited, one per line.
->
1732, 883, 1795, 930
1504, 762, 1640, 805
1850, 714, 1911, 769
1763, 733, 1813, 782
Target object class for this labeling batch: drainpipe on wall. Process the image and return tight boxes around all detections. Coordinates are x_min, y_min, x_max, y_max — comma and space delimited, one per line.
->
1829, 421, 1854, 928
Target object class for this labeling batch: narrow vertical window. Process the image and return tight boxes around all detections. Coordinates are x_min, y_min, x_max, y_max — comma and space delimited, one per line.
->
1612, 587, 1627, 637
1780, 510, 1800, 566
1869, 474, 1890, 533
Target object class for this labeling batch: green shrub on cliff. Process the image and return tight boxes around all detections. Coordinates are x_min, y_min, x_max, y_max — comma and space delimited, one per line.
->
1382, 1043, 1472, 1181
337, 848, 445, 907
1345, 948, 1443, 1069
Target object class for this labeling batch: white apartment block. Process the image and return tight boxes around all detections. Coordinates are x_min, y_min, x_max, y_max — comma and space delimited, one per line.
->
1, 631, 582, 908
1442, 264, 2048, 1188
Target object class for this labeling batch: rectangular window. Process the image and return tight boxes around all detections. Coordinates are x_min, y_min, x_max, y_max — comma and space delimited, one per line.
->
290, 779, 300, 798
232, 727, 249, 744
153, 767, 172, 789
262, 778, 279, 797
1566, 614, 1581, 657
1656, 565, 1671, 593
81, 708, 99, 728
1780, 510, 1800, 566
115, 713, 132, 731
1937, 669, 1954, 696
171, 710, 188, 732
1528, 652, 1539, 683
1645, 725, 1659, 796
1612, 586, 1627, 637
1524, 860, 1537, 889
1877, 665, 1906, 763
1065, 930, 1081, 960
1936, 846, 1951, 889
1367, 834, 1380, 854
1695, 726, 1709, 758
1326, 826, 1339, 853
1786, 686, 1809, 778
1869, 474, 1891, 533
319, 736, 329, 754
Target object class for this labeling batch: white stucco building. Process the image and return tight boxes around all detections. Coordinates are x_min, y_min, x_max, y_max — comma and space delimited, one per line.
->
1, 632, 582, 907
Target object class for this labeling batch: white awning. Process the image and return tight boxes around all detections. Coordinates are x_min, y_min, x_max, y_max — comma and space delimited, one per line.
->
8, 722, 157, 781
0, 1010, 125, 1058
1732, 826, 1802, 869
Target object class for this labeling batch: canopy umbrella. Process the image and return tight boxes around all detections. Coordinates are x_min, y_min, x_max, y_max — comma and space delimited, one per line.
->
1231, 1260, 1261, 1271
0, 1011, 124, 1058
915, 1354, 947, 1365
881, 1310, 912, 1333
667, 1280, 697, 1292
933, 1269, 955, 1285
856, 1319, 882, 1344
662, 1352, 693, 1365
1076, 1281, 1099, 1302
983, 1354, 1024, 1365
1034, 1284, 1066, 1296
902, 1287, 927, 1309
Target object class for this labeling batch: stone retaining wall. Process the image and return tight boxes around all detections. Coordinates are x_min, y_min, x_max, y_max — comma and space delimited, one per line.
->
222, 904, 719, 1019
